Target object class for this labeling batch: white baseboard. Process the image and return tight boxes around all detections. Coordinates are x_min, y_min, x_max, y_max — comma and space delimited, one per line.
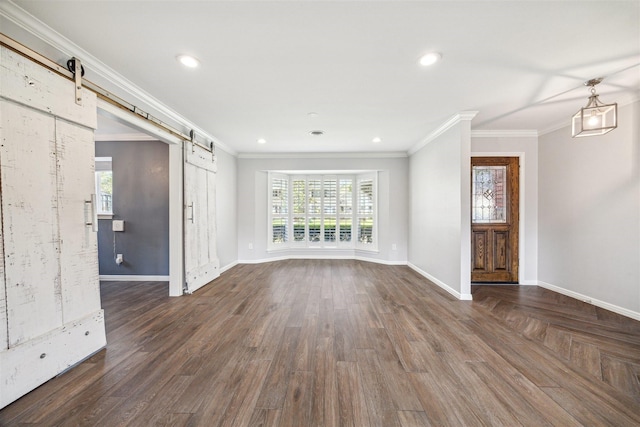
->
237, 255, 407, 266
99, 275, 169, 282
354, 256, 406, 266
537, 280, 640, 322
407, 263, 473, 301
220, 261, 239, 274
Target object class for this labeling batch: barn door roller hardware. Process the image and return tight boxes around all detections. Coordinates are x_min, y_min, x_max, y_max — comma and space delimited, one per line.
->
1, 34, 217, 148
66, 57, 84, 106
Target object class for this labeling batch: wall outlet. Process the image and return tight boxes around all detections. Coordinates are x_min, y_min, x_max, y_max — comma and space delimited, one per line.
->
248, 243, 253, 250
115, 254, 123, 265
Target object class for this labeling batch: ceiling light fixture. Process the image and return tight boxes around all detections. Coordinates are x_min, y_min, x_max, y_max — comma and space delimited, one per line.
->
309, 130, 324, 136
572, 78, 617, 137
257, 138, 267, 144
372, 137, 382, 143
177, 54, 200, 68
419, 52, 441, 66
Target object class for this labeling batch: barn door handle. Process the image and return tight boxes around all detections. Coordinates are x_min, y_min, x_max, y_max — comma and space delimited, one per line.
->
187, 202, 195, 223
85, 195, 98, 232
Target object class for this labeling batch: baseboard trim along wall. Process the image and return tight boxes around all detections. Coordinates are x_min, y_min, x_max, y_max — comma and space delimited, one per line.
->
407, 262, 473, 301
537, 280, 640, 322
99, 275, 170, 282
238, 255, 406, 266
220, 261, 239, 274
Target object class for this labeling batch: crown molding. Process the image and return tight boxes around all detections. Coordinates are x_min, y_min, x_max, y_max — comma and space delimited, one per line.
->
0, 0, 236, 156
471, 130, 539, 138
237, 151, 408, 159
408, 111, 478, 156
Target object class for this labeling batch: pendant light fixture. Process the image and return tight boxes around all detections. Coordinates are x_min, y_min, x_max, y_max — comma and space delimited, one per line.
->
571, 78, 617, 137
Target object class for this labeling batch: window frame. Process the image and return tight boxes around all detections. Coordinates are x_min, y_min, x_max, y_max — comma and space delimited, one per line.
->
95, 157, 113, 219
269, 173, 290, 247
356, 173, 377, 250
267, 171, 378, 252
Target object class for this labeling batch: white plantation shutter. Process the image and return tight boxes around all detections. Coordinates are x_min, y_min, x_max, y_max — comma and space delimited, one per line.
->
308, 178, 321, 244
267, 172, 376, 251
270, 174, 289, 245
292, 178, 306, 243
338, 178, 353, 244
323, 177, 337, 244
357, 175, 376, 247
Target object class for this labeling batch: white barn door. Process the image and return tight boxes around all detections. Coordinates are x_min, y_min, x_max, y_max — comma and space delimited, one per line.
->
0, 47, 106, 408
183, 141, 219, 293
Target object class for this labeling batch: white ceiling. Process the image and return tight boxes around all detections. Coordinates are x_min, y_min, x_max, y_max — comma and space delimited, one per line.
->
9, 0, 640, 154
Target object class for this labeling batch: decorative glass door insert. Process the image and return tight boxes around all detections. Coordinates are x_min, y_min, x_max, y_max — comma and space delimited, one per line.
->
472, 165, 507, 223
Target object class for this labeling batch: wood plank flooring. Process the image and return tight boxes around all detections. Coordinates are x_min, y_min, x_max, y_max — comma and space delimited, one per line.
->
472, 285, 640, 402
2, 260, 640, 426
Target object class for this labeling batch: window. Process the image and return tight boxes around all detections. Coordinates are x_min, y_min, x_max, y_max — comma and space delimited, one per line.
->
95, 157, 113, 217
268, 172, 377, 251
357, 177, 375, 245
271, 175, 289, 244
292, 178, 306, 242
338, 178, 353, 243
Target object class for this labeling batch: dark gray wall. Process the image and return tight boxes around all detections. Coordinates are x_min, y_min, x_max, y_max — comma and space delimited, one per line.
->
96, 140, 169, 276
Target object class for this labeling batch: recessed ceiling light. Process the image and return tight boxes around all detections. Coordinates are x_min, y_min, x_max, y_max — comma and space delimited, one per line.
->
419, 52, 442, 67
372, 137, 382, 143
309, 130, 324, 136
257, 138, 267, 144
308, 112, 319, 118
177, 54, 200, 68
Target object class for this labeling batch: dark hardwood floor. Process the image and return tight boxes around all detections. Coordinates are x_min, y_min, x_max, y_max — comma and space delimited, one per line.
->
2, 260, 640, 426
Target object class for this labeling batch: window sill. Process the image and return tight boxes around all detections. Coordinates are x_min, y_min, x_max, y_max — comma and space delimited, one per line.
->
98, 213, 114, 220
266, 246, 379, 253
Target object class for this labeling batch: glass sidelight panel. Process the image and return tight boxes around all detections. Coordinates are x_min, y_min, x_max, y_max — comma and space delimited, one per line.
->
472, 166, 507, 223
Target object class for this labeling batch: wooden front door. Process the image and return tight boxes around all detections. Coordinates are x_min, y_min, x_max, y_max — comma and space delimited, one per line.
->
471, 157, 519, 283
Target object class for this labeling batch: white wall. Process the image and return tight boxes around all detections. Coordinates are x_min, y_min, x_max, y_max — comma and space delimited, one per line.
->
408, 120, 472, 299
538, 101, 640, 318
215, 148, 238, 271
237, 155, 409, 264
471, 135, 539, 285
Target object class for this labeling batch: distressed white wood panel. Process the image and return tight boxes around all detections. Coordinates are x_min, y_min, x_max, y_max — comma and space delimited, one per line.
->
0, 46, 104, 410
207, 170, 218, 263
184, 161, 197, 281
0, 309, 106, 408
196, 167, 209, 268
0, 100, 62, 346
0, 164, 6, 351
0, 47, 96, 129
185, 141, 216, 172
184, 143, 219, 293
56, 119, 101, 322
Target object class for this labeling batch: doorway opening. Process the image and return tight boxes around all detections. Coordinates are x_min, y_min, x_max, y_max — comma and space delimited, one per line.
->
94, 114, 171, 289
